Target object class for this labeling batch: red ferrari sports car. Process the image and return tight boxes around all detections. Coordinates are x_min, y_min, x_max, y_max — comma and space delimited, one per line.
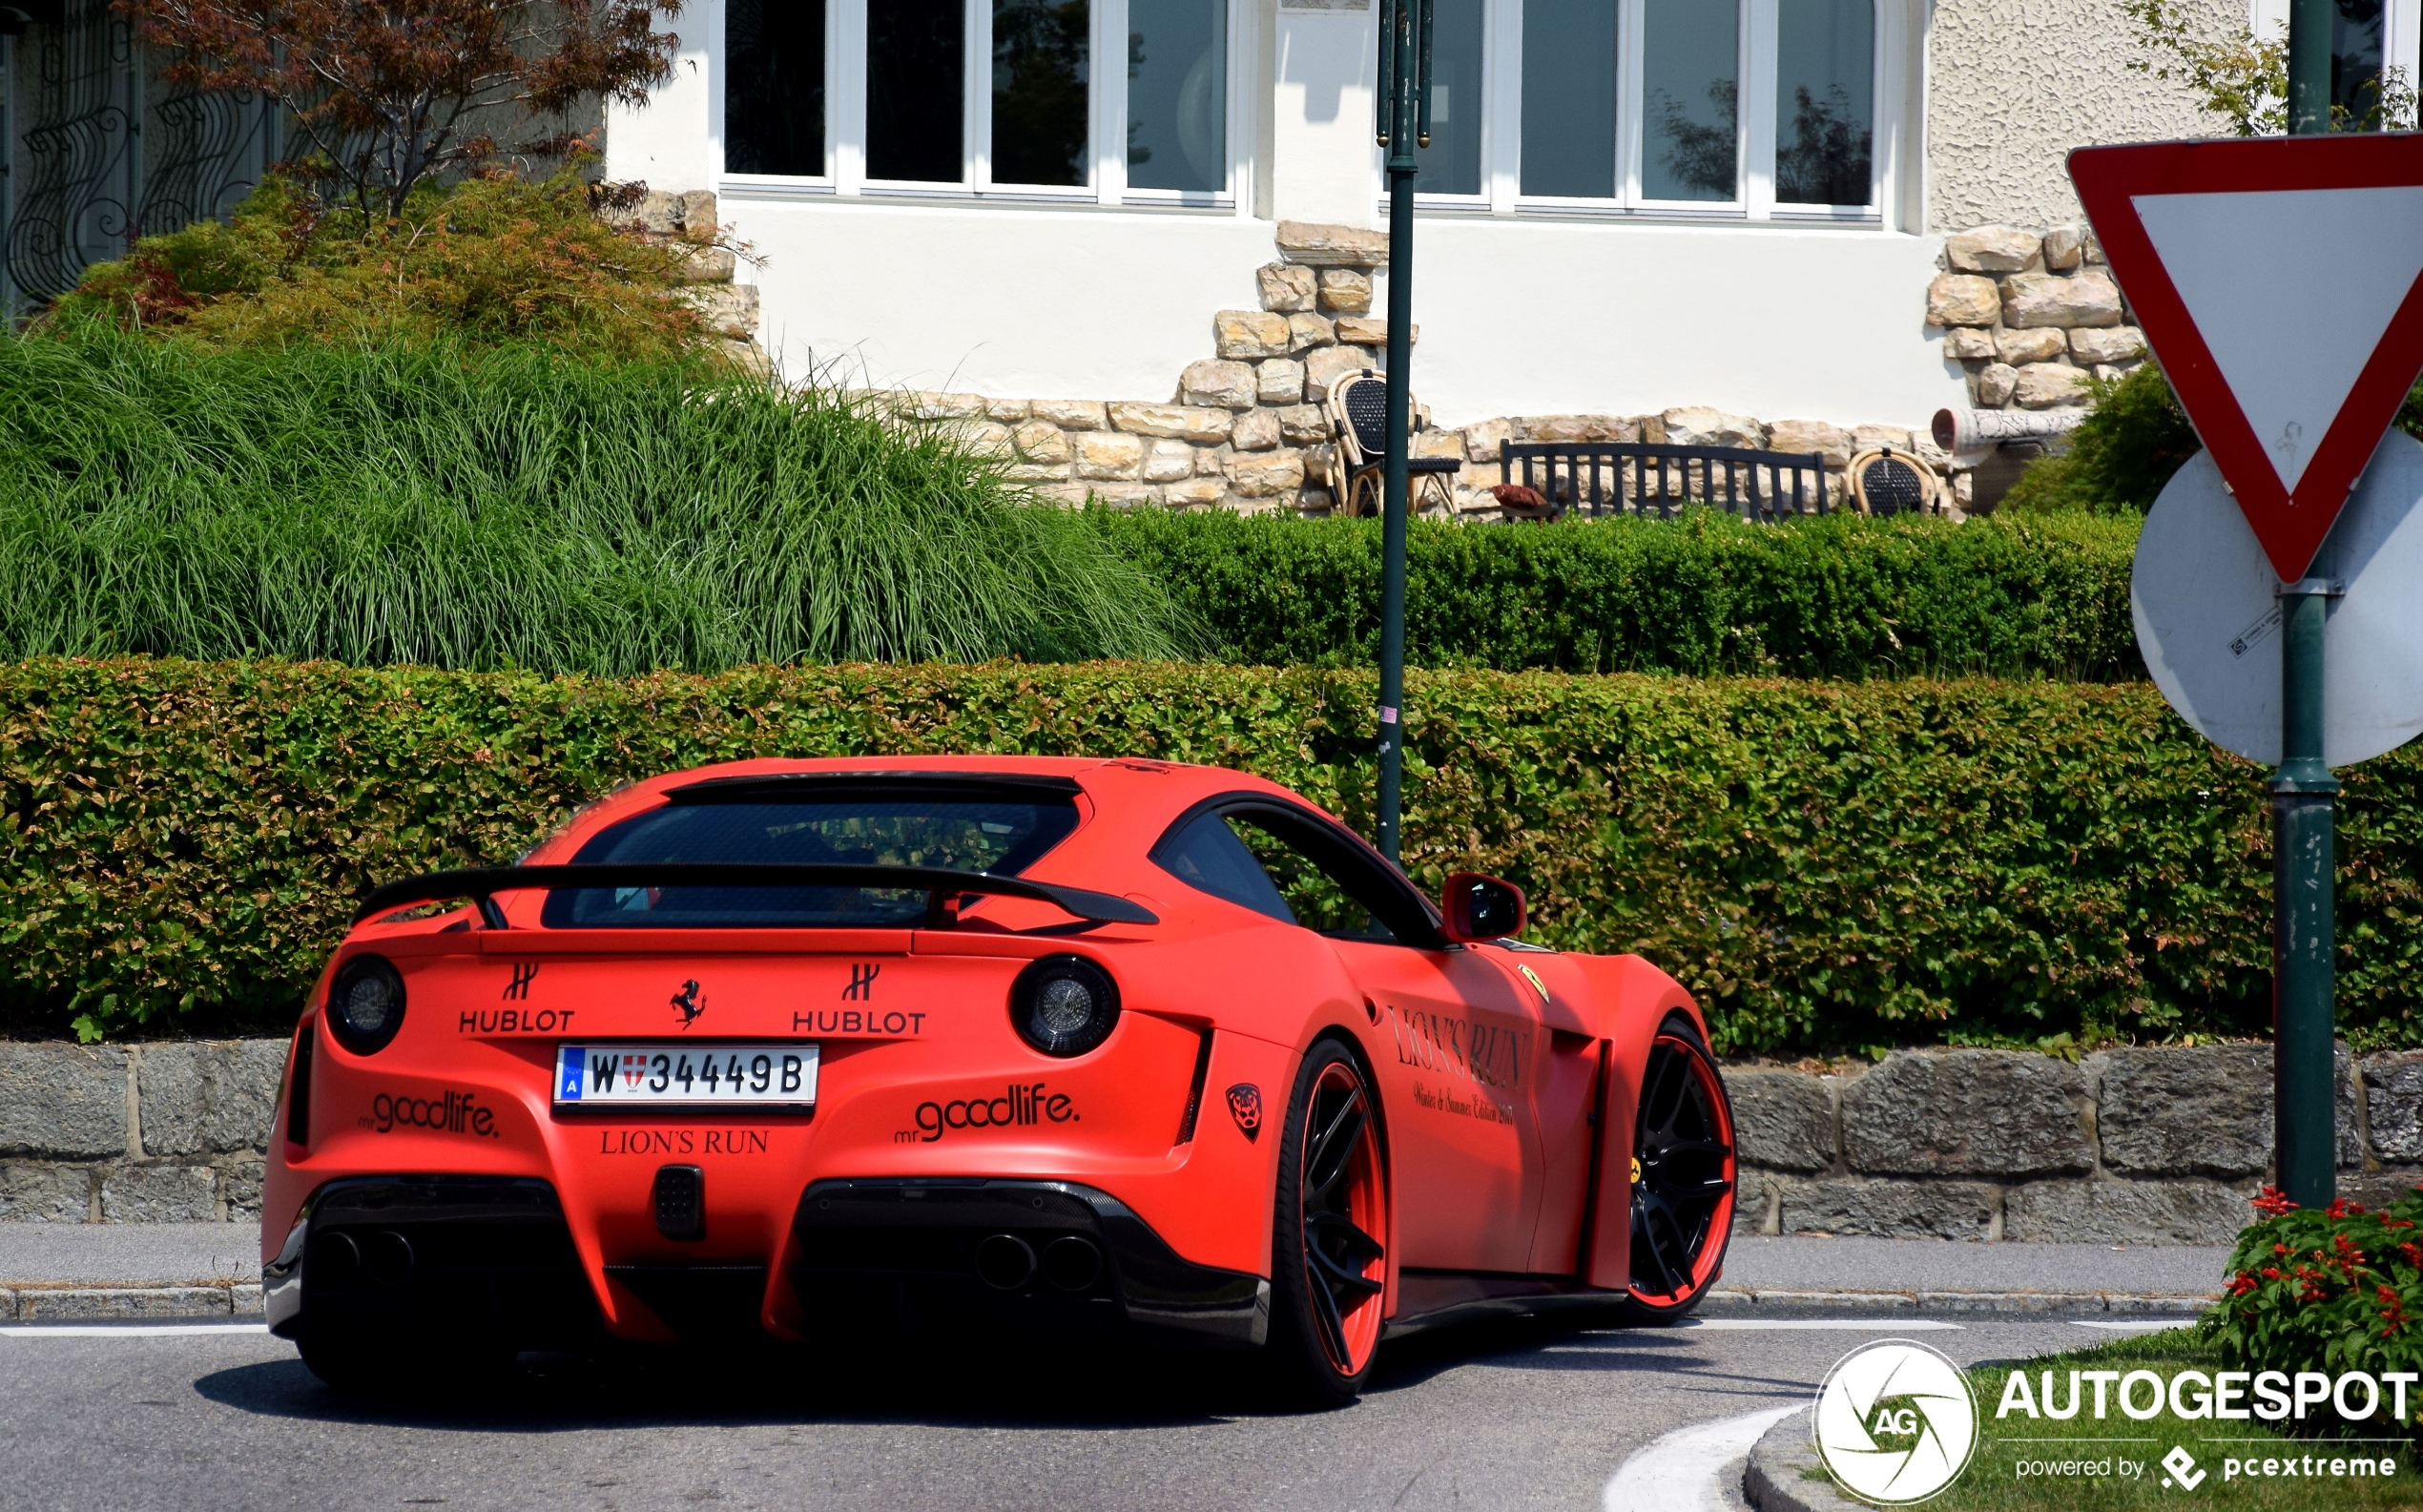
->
260, 756, 1736, 1403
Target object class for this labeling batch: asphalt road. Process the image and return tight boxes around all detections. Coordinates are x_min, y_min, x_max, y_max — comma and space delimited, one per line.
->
0, 1312, 2163, 1512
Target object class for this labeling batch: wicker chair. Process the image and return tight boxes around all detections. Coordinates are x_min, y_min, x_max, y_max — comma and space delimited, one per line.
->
1848, 445, 1940, 516
1325, 369, 1460, 518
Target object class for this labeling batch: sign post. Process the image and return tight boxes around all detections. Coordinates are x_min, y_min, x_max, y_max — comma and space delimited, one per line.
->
2073, 128, 2423, 1210
1371, 0, 1432, 864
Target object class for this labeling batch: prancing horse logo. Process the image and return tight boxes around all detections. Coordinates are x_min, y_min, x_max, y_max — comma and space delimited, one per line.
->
669, 980, 706, 1028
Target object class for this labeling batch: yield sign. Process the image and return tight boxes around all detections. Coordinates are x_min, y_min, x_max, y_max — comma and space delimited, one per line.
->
2070, 135, 2423, 580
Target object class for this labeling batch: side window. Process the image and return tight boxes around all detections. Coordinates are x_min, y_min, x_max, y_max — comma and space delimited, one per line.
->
1153, 812, 1295, 923
1226, 817, 1402, 945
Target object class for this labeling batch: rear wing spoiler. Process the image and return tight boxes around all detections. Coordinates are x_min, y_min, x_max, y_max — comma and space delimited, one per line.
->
354, 863, 1160, 930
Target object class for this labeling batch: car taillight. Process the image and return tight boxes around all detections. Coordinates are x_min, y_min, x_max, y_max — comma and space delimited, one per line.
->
326, 953, 406, 1055
286, 1019, 316, 1149
1009, 955, 1120, 1058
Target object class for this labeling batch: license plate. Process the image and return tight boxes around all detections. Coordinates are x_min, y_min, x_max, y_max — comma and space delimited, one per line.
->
553, 1044, 818, 1108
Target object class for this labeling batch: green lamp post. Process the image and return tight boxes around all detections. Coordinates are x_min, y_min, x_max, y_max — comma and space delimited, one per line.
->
1371, 0, 1432, 865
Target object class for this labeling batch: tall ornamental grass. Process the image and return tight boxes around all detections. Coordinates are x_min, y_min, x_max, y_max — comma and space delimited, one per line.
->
0, 327, 1189, 669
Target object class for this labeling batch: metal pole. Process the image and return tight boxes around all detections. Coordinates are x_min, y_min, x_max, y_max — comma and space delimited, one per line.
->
1373, 0, 1423, 865
2273, 0, 2337, 1209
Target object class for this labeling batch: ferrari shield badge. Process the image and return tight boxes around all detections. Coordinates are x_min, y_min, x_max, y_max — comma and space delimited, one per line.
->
1226, 1083, 1263, 1139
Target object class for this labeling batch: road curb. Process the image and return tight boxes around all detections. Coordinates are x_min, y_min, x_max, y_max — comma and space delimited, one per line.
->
1742, 1409, 1870, 1512
1706, 1285, 2215, 1315
0, 1281, 261, 1320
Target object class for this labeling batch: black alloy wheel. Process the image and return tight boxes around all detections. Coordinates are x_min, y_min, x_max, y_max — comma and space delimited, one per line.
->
1618, 1016, 1737, 1323
1263, 1039, 1388, 1407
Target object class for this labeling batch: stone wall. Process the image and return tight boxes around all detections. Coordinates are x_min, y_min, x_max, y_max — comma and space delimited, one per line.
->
0, 1043, 281, 1223
871, 220, 1970, 516
1729, 1044, 2423, 1246
1924, 222, 2146, 418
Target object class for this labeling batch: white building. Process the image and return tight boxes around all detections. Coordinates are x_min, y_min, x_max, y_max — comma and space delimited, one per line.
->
598, 0, 2402, 507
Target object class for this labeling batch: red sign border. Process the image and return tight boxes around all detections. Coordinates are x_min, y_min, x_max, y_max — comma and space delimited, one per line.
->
2069, 134, 2423, 580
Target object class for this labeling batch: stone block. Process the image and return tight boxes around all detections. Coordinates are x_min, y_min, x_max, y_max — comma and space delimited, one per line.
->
1072, 432, 1146, 480
1776, 1176, 2000, 1239
1662, 406, 1763, 449
1257, 262, 1316, 313
678, 283, 760, 340
1278, 405, 1331, 445
1301, 443, 1336, 485
1926, 274, 2001, 327
1163, 478, 1228, 507
1004, 461, 1072, 483
2014, 362, 2091, 408
1460, 418, 1512, 462
1143, 440, 1196, 483
1303, 346, 1376, 402
101, 1165, 217, 1222
1731, 1170, 1785, 1233
2003, 271, 2124, 328
1994, 327, 2068, 365
2002, 1177, 2255, 1244
1256, 359, 1306, 406
1086, 482, 1160, 507
2338, 1166, 2423, 1210
1975, 363, 2018, 407
2091, 1043, 2271, 1176
1850, 424, 1914, 452
2070, 326, 2146, 364
224, 1160, 266, 1223
984, 398, 1031, 423
1232, 408, 1282, 452
1275, 220, 1388, 267
1227, 448, 1306, 497
1726, 1069, 1835, 1172
1032, 399, 1108, 430
0, 1164, 91, 1221
2363, 1053, 2423, 1162
1334, 316, 1412, 347
1944, 327, 1997, 361
1317, 268, 1373, 314
1108, 404, 1233, 443
674, 245, 737, 284
19, 1286, 231, 1320
1841, 1048, 2091, 1176
959, 421, 1014, 460
1412, 429, 1462, 461
2041, 225, 2085, 272
1012, 420, 1070, 464
137, 1040, 285, 1157
1519, 414, 1638, 444
897, 391, 990, 422
1288, 312, 1336, 351
233, 1284, 264, 1315
1214, 310, 1292, 360
0, 1046, 129, 1159
1765, 420, 1851, 467
1033, 483, 1095, 507
1946, 225, 2042, 274
1292, 487, 1336, 514
1194, 443, 1232, 476
1180, 359, 1259, 411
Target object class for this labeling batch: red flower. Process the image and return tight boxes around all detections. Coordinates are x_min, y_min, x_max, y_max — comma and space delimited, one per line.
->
2253, 1186, 2298, 1216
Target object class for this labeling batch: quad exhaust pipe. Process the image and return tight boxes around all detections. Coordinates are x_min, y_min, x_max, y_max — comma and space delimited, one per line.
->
973, 1233, 1103, 1292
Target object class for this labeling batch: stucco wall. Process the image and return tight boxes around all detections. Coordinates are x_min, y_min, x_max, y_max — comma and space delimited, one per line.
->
1926, 0, 2241, 230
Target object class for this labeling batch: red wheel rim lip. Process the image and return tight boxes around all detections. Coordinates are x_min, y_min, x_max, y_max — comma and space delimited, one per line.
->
1305, 1060, 1385, 1375
1627, 1030, 1736, 1306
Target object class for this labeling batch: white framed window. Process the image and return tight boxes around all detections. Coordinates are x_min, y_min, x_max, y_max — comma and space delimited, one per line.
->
714, 0, 1246, 206
1394, 0, 1888, 221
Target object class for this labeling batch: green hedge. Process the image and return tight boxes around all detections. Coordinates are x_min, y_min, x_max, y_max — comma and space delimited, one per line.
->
10, 656, 2421, 1052
1087, 507, 2143, 680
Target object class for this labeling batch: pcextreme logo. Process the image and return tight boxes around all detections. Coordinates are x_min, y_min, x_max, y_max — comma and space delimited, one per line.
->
1814, 1340, 1979, 1505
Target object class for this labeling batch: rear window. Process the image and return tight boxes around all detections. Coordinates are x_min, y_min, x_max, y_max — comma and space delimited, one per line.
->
540, 781, 1080, 928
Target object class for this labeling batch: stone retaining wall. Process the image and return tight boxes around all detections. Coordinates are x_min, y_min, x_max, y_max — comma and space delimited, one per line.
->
15, 1038, 2404, 1243
1924, 223, 2146, 414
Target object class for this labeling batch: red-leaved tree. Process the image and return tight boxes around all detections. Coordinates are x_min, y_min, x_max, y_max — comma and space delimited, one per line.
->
122, 0, 684, 219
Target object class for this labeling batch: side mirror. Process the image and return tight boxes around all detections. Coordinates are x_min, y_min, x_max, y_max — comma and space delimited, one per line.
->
1441, 872, 1525, 942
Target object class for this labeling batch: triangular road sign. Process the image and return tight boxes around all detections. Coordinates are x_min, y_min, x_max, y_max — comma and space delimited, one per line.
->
2071, 135, 2423, 581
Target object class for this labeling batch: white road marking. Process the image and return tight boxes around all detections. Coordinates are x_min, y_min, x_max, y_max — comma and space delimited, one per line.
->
1602, 1403, 1804, 1512
0, 1322, 271, 1337
2072, 1319, 2193, 1332
1684, 1317, 1964, 1331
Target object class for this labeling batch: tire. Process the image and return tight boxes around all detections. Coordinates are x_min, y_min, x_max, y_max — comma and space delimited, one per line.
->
1262, 1039, 1389, 1408
1615, 1015, 1737, 1325
295, 1327, 388, 1395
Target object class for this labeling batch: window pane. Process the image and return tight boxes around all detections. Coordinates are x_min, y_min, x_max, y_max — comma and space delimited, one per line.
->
2334, 0, 2387, 125
994, 0, 1090, 185
1411, 0, 1483, 195
1520, 0, 1617, 197
726, 0, 827, 176
1128, 0, 1226, 193
868, 0, 965, 182
1773, 0, 1871, 205
1642, 0, 1737, 202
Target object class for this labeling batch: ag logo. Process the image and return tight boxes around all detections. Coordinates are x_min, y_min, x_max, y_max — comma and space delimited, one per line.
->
1813, 1339, 1978, 1505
